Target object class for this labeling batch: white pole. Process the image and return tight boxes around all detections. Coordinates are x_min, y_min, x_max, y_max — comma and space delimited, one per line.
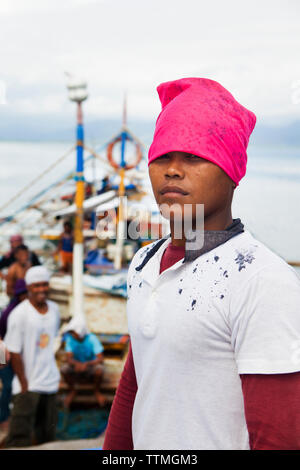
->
72, 242, 85, 322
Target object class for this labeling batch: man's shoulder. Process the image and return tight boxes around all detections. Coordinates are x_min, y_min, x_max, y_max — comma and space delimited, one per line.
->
225, 230, 300, 287
224, 230, 290, 269
7, 261, 18, 274
87, 332, 100, 343
64, 332, 73, 343
47, 299, 60, 313
11, 299, 29, 314
86, 332, 96, 339
0, 252, 13, 263
7, 300, 29, 325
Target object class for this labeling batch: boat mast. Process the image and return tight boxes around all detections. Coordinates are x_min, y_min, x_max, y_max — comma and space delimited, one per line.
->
66, 74, 88, 321
114, 95, 127, 270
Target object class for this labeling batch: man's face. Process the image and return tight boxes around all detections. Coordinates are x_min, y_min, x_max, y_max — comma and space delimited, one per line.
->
10, 239, 22, 250
28, 282, 49, 304
15, 249, 29, 265
149, 151, 235, 223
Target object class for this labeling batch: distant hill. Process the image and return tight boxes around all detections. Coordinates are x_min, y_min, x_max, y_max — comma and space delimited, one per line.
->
0, 113, 155, 145
0, 112, 299, 147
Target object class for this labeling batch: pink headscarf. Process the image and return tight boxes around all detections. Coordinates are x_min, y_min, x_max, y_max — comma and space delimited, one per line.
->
148, 77, 256, 186
10, 234, 23, 243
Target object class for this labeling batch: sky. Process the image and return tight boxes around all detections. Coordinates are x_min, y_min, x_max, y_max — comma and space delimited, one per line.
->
1, 0, 300, 127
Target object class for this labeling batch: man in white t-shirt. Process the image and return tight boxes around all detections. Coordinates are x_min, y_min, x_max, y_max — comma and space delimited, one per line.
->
4, 266, 60, 447
103, 78, 300, 450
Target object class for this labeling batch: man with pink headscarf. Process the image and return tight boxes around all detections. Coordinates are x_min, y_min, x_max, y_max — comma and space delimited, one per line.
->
103, 78, 300, 450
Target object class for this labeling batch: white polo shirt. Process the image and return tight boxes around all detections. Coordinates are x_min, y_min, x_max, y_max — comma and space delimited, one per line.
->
5, 299, 61, 395
127, 229, 300, 450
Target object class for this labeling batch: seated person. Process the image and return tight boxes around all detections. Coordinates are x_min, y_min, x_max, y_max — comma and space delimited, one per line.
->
61, 318, 106, 408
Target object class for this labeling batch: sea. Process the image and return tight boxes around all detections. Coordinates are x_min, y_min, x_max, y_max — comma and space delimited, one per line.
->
0, 141, 300, 272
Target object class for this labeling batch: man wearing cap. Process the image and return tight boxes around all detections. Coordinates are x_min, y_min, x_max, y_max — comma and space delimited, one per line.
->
103, 78, 300, 450
4, 266, 60, 447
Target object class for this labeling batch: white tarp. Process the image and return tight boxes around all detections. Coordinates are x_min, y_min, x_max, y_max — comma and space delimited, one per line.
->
52, 190, 117, 217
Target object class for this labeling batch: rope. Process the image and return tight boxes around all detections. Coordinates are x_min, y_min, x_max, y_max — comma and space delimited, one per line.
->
83, 145, 115, 173
0, 141, 111, 228
0, 145, 75, 215
0, 135, 145, 230
0, 174, 75, 231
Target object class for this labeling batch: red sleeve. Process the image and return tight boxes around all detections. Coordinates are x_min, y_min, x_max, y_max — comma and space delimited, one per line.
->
102, 342, 137, 450
241, 372, 300, 450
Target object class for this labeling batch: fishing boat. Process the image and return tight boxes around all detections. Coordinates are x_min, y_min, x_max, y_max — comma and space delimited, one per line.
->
0, 101, 167, 404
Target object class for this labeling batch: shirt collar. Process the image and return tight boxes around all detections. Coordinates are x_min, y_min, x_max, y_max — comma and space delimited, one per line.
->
135, 218, 244, 272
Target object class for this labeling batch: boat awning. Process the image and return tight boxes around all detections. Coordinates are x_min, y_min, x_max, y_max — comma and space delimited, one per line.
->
52, 190, 117, 217
95, 197, 120, 215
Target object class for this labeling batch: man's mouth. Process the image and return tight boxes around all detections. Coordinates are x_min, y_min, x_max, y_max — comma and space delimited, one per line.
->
160, 185, 189, 196
36, 293, 47, 300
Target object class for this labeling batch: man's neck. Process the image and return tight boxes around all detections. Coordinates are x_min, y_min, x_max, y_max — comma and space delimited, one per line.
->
170, 212, 233, 247
18, 261, 29, 269
29, 298, 48, 315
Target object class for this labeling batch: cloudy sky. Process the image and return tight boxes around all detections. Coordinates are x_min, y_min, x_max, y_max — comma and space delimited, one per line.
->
1, 0, 300, 126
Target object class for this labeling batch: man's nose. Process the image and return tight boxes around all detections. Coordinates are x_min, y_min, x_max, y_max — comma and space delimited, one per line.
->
165, 161, 184, 179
